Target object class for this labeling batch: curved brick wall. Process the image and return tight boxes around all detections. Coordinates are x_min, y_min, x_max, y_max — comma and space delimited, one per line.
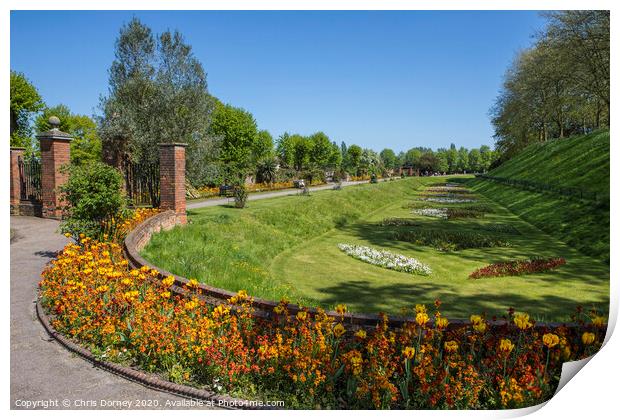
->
124, 211, 580, 331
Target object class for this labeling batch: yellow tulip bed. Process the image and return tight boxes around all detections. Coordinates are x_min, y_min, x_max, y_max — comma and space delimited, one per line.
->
39, 212, 606, 409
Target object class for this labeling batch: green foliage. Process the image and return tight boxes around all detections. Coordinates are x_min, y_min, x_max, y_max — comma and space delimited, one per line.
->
255, 156, 278, 184
99, 17, 214, 185
233, 185, 249, 209
210, 99, 259, 171
10, 70, 45, 150
491, 11, 609, 159
35, 104, 102, 165
380, 148, 398, 169
59, 162, 126, 241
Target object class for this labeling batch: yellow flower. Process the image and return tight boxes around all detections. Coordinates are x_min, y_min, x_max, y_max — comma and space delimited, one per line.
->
335, 304, 347, 316
499, 338, 515, 354
187, 278, 199, 288
513, 313, 533, 330
444, 340, 458, 353
237, 290, 248, 300
296, 311, 308, 322
582, 332, 595, 346
542, 333, 560, 348
415, 304, 427, 314
473, 321, 487, 334
435, 316, 449, 330
160, 291, 171, 299
416, 311, 430, 326
355, 329, 367, 339
185, 299, 199, 311
95, 285, 109, 293
273, 305, 284, 315
333, 323, 346, 338
212, 304, 229, 318
592, 316, 606, 328
402, 346, 416, 360
470, 314, 483, 325
64, 232, 71, 238
162, 275, 175, 287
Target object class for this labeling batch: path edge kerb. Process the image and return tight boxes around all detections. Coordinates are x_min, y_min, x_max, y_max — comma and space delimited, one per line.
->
123, 210, 581, 331
35, 299, 265, 410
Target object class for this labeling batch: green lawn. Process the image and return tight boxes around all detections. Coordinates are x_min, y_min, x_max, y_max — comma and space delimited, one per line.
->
474, 130, 610, 262
142, 176, 609, 322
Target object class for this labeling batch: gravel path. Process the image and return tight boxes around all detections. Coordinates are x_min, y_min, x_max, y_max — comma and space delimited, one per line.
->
187, 180, 370, 209
10, 216, 216, 410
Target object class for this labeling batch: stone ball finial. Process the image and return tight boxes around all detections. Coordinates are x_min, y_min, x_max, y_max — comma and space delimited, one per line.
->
48, 116, 61, 129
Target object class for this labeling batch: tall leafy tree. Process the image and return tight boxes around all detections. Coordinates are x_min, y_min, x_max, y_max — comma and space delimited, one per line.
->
98, 18, 215, 186
380, 148, 398, 170
10, 70, 45, 150
36, 104, 102, 165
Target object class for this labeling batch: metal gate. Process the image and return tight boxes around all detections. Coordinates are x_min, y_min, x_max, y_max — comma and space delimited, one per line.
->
123, 156, 160, 207
18, 156, 42, 202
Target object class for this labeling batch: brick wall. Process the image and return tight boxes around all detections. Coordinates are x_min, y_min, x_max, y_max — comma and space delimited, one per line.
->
159, 143, 187, 224
9, 148, 25, 213
40, 137, 71, 219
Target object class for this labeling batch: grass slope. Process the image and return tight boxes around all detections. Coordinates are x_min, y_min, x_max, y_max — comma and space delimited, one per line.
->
143, 178, 434, 302
143, 176, 608, 321
471, 130, 609, 262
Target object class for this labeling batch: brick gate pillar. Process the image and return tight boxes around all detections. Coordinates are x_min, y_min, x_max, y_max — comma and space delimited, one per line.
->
38, 116, 72, 219
159, 143, 187, 225
10, 147, 25, 214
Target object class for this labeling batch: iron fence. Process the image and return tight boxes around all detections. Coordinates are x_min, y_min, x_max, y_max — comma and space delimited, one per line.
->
18, 156, 42, 202
123, 156, 160, 207
476, 174, 608, 206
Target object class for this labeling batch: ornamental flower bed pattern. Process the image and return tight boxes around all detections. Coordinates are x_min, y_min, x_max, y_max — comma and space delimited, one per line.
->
421, 197, 477, 203
412, 208, 448, 219
338, 243, 432, 275
469, 257, 567, 279
394, 229, 511, 251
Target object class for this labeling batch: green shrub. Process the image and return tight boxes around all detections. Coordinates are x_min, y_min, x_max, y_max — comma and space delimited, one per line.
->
233, 185, 248, 208
59, 162, 126, 241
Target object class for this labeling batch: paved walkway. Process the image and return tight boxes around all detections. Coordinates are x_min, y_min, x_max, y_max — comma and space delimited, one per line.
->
10, 216, 216, 410
187, 180, 371, 209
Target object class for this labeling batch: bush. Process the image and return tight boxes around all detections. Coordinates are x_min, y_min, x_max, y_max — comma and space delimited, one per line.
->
59, 162, 126, 241
233, 185, 248, 208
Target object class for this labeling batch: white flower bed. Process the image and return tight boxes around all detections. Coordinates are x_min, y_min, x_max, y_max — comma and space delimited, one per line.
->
421, 197, 476, 203
337, 243, 432, 275
412, 208, 448, 219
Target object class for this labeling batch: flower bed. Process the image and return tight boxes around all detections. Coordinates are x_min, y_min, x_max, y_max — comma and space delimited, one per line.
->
38, 240, 605, 409
421, 197, 477, 203
469, 257, 567, 279
394, 229, 511, 251
412, 208, 449, 219
337, 243, 432, 275
381, 218, 422, 227
478, 223, 521, 235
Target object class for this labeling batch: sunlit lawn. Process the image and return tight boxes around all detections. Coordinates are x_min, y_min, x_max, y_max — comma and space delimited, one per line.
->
143, 176, 609, 322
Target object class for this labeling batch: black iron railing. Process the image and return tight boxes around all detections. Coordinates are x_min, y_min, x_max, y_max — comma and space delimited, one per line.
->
123, 156, 160, 207
18, 156, 42, 202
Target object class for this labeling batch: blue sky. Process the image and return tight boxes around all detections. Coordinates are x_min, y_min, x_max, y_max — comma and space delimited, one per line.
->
10, 10, 545, 152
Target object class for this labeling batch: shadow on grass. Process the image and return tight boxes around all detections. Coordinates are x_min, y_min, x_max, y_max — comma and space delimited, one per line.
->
315, 279, 608, 320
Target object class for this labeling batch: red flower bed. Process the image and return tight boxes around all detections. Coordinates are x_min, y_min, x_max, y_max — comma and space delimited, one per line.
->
469, 257, 566, 279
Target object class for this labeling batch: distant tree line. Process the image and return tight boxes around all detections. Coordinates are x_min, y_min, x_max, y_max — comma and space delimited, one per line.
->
491, 11, 610, 161
10, 17, 497, 191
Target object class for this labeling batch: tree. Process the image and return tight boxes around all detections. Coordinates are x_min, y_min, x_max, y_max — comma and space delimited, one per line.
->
10, 70, 45, 150
290, 134, 312, 171
276, 132, 294, 168
435, 149, 449, 173
308, 132, 333, 169
468, 148, 481, 173
456, 147, 469, 173
36, 104, 102, 165
253, 130, 274, 162
380, 148, 398, 170
479, 145, 495, 172
446, 144, 459, 173
98, 18, 214, 186
491, 11, 609, 160
344, 144, 362, 175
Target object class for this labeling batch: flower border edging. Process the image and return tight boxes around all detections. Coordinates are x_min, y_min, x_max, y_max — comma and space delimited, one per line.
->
35, 299, 269, 410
